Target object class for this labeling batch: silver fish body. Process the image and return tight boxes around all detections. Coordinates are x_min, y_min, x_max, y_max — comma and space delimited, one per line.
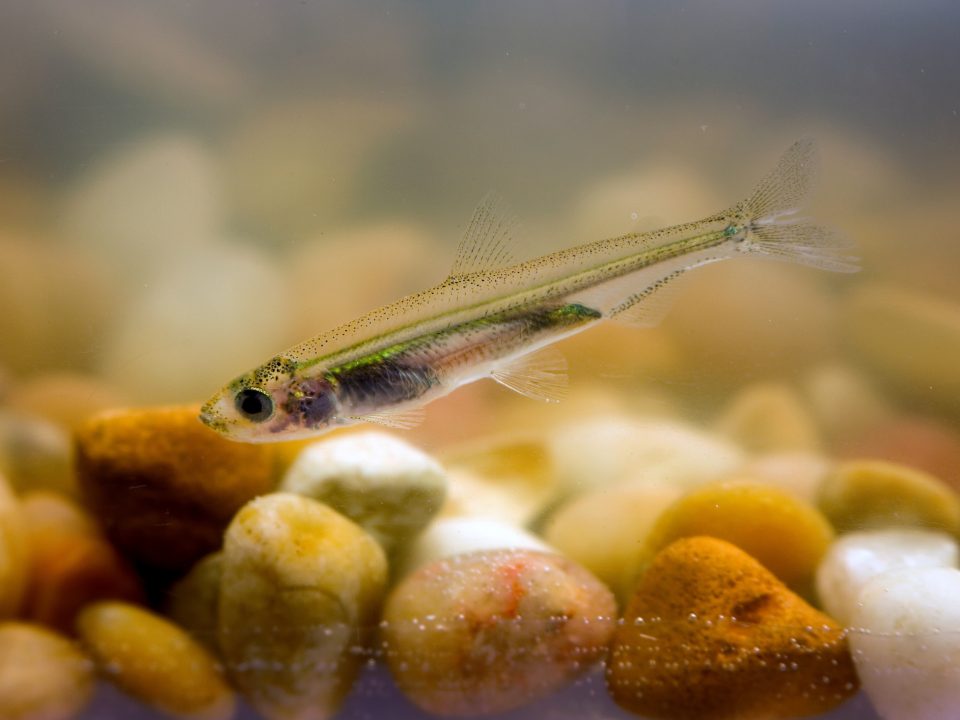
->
200, 139, 856, 442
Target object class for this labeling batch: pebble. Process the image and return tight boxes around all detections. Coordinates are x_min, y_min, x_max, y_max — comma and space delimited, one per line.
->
224, 98, 413, 240
714, 382, 822, 454
728, 452, 832, 505
218, 493, 387, 720
816, 528, 958, 626
19, 491, 144, 633
279, 431, 447, 553
6, 372, 129, 432
846, 283, 960, 416
77, 601, 235, 720
395, 516, 553, 580
61, 135, 222, 284
99, 241, 292, 404
836, 415, 960, 491
383, 548, 616, 716
74, 405, 278, 573
0, 622, 94, 720
0, 236, 111, 375
626, 481, 834, 600
542, 481, 683, 592
549, 416, 744, 496
803, 363, 894, 447
0, 410, 74, 496
850, 566, 960, 720
439, 434, 556, 527
818, 459, 960, 535
607, 537, 858, 720
0, 472, 27, 618
166, 552, 223, 655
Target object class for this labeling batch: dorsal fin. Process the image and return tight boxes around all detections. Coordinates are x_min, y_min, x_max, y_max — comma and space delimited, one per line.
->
448, 192, 519, 278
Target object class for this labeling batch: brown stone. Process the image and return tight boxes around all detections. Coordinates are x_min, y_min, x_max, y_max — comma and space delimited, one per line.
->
607, 537, 858, 720
74, 405, 279, 573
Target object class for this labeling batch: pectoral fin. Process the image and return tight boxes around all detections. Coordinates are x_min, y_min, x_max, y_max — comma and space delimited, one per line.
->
353, 407, 426, 430
490, 347, 568, 403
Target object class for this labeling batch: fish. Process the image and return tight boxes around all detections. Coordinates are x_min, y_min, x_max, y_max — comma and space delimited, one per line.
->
199, 138, 857, 442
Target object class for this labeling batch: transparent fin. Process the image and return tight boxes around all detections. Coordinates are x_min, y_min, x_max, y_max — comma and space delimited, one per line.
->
737, 138, 860, 273
490, 347, 568, 403
353, 407, 425, 430
608, 270, 688, 327
448, 192, 519, 277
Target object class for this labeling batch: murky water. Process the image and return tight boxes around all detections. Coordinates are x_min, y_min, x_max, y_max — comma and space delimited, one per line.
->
2, 2, 959, 719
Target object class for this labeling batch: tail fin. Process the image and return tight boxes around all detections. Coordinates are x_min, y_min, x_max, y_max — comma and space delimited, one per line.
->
735, 138, 859, 273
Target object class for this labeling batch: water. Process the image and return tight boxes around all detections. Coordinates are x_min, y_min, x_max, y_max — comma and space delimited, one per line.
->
1, 2, 958, 719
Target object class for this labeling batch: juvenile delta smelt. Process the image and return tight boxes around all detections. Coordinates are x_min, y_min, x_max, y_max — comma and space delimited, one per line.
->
200, 139, 856, 442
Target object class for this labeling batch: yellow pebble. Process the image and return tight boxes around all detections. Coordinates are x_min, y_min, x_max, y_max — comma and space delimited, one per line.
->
76, 601, 235, 720
0, 622, 94, 720
625, 480, 834, 599
819, 459, 960, 535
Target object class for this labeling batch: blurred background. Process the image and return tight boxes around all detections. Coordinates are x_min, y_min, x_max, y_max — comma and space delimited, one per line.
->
0, 0, 958, 444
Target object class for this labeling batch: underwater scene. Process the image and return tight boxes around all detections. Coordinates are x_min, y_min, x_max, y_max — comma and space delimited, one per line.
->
1, 2, 960, 719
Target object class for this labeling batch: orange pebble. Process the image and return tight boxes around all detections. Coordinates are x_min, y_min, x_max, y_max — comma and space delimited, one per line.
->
608, 537, 858, 720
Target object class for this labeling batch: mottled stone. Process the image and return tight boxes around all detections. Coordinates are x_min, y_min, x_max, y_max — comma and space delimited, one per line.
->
77, 601, 234, 720
0, 622, 94, 720
383, 549, 616, 716
74, 405, 279, 573
280, 431, 446, 552
818, 459, 960, 535
219, 493, 387, 720
608, 537, 858, 720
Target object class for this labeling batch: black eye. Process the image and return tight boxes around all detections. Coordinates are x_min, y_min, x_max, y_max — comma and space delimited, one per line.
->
234, 388, 274, 422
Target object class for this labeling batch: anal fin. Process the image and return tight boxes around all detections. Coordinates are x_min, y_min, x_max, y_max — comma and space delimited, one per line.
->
490, 347, 568, 403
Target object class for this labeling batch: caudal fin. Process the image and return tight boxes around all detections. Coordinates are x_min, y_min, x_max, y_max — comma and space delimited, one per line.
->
736, 138, 859, 273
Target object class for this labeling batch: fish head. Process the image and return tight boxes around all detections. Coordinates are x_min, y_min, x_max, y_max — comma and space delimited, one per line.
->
199, 356, 342, 442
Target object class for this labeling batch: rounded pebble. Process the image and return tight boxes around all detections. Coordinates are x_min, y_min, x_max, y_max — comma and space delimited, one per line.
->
608, 537, 858, 720
166, 552, 223, 656
0, 472, 27, 618
383, 549, 616, 716
20, 491, 144, 632
280, 431, 447, 553
850, 566, 960, 720
439, 434, 557, 527
6, 372, 129, 432
728, 452, 832, 505
816, 528, 958, 626
715, 382, 822, 454
219, 493, 387, 720
0, 622, 94, 720
76, 601, 234, 720
846, 283, 960, 416
542, 481, 682, 592
818, 459, 960, 535
626, 481, 834, 599
0, 410, 74, 496
74, 405, 279, 573
549, 416, 744, 496
396, 516, 553, 580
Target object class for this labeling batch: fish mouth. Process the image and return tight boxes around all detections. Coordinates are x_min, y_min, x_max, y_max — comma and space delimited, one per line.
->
197, 404, 226, 432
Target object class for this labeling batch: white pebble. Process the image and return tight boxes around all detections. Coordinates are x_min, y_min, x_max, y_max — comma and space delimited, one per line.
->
280, 431, 447, 552
816, 529, 958, 626
850, 566, 960, 720
395, 517, 553, 579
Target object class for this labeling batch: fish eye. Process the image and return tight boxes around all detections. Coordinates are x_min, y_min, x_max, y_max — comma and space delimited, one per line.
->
234, 388, 274, 422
